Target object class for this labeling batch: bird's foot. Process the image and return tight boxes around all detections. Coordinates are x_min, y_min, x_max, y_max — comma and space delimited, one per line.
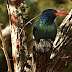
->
47, 39, 54, 45
40, 39, 45, 42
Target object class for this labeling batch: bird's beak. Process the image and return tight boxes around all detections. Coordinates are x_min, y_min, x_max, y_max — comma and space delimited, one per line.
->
54, 12, 68, 16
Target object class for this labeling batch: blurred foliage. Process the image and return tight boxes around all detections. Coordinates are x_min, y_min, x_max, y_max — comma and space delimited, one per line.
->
0, 0, 72, 72
0, 0, 9, 29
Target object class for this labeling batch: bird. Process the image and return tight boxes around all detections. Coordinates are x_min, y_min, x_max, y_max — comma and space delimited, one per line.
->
33, 9, 68, 43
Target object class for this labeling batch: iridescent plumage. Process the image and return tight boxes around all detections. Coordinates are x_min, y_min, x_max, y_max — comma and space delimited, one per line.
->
33, 9, 57, 42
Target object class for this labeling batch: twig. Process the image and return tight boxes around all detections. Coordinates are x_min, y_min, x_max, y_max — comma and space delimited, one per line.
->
25, 13, 41, 26
0, 24, 12, 72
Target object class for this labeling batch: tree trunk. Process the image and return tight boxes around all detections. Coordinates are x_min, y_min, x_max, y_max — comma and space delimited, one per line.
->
7, 0, 29, 71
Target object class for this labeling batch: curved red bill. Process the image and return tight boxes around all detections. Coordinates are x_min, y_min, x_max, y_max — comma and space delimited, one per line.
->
54, 12, 68, 16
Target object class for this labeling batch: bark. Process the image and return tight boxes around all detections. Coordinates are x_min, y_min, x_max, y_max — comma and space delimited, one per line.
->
7, 0, 29, 72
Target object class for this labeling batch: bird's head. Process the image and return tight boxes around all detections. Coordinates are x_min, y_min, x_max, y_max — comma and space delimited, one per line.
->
40, 9, 68, 22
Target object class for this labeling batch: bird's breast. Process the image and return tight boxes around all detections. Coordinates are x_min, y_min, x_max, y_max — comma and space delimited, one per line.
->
33, 22, 57, 42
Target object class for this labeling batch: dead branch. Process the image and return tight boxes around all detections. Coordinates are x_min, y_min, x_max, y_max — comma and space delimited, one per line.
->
0, 24, 12, 72
7, 0, 29, 71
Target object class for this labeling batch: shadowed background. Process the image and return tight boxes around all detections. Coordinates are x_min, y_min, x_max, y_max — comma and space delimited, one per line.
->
0, 0, 72, 72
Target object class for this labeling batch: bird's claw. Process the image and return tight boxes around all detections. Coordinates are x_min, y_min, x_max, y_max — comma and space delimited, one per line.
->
40, 39, 45, 42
